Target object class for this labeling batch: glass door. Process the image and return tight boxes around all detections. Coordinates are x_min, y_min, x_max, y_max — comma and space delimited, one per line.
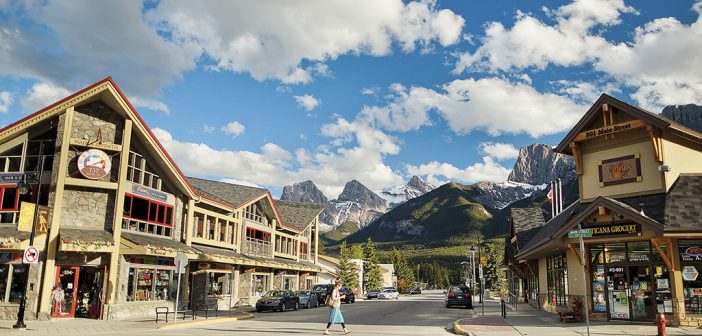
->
629, 265, 655, 320
53, 266, 80, 318
606, 266, 630, 319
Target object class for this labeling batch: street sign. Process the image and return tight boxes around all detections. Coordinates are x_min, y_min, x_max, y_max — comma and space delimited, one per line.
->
174, 253, 188, 274
568, 228, 593, 239
683, 266, 699, 281
23, 246, 39, 264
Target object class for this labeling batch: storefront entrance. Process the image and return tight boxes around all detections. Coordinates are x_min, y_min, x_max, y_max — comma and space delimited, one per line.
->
605, 266, 655, 320
52, 266, 105, 319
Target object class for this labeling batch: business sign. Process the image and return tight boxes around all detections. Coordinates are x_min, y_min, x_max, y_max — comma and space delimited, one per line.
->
584, 121, 637, 139
683, 266, 699, 281
682, 246, 702, 261
568, 229, 592, 239
598, 154, 642, 187
131, 184, 168, 202
583, 223, 640, 237
0, 173, 36, 184
77, 149, 112, 179
17, 202, 51, 233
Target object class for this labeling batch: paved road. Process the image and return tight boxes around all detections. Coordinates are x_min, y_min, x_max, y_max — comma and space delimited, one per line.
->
166, 291, 474, 335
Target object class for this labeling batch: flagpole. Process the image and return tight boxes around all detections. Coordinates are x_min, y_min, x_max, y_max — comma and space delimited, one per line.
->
550, 181, 555, 219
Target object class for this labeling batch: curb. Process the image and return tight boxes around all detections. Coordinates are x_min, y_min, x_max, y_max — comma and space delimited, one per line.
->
157, 312, 255, 330
452, 319, 473, 336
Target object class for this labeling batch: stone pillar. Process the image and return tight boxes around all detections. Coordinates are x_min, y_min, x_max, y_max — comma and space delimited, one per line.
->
671, 239, 685, 326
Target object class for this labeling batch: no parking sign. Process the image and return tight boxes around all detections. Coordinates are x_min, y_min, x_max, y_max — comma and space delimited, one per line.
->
23, 246, 39, 264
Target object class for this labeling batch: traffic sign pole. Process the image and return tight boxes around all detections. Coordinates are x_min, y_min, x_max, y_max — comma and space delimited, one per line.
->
174, 260, 181, 324
577, 224, 591, 336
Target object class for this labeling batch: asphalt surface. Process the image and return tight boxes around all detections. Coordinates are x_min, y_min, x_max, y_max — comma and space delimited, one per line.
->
165, 290, 475, 335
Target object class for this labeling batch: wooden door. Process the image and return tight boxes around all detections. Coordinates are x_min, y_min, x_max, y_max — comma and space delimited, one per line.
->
52, 266, 80, 318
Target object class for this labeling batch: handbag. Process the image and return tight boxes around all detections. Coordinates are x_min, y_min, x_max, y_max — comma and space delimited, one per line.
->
325, 294, 334, 307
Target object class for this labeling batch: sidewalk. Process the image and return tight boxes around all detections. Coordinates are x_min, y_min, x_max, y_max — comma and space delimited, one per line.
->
0, 308, 253, 335
453, 300, 702, 336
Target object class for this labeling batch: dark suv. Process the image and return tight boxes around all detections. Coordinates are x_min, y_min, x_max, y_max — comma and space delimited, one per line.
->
339, 287, 356, 303
445, 285, 473, 309
313, 284, 333, 304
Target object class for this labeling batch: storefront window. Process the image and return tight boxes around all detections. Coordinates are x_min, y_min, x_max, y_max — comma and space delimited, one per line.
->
527, 271, 538, 301
590, 244, 604, 264
208, 272, 230, 296
547, 254, 568, 307
0, 263, 25, 303
253, 274, 270, 297
126, 259, 176, 302
283, 276, 296, 290
653, 264, 672, 313
628, 242, 650, 263
9, 265, 27, 303
605, 243, 626, 263
679, 240, 702, 314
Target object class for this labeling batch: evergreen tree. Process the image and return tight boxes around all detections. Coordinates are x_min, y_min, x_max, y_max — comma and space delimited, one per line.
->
336, 241, 359, 291
348, 243, 364, 260
363, 238, 383, 291
390, 248, 415, 293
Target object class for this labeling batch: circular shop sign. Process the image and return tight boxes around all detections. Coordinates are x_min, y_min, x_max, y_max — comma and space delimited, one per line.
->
77, 149, 112, 180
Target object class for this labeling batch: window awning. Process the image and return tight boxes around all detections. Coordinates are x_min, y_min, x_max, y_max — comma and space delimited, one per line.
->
120, 231, 199, 258
60, 228, 115, 253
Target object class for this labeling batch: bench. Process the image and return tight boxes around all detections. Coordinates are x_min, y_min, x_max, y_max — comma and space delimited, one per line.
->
155, 302, 194, 323
558, 297, 582, 323
193, 300, 218, 319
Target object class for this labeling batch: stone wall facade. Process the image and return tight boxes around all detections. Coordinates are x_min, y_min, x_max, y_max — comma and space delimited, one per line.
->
61, 187, 116, 230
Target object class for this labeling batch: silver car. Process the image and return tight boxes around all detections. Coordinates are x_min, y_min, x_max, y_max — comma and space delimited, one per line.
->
377, 288, 399, 299
295, 290, 319, 309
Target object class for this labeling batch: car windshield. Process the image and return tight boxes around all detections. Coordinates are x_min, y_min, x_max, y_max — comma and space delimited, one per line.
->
313, 285, 330, 291
263, 291, 286, 297
296, 291, 310, 296
451, 287, 470, 293
382, 289, 394, 292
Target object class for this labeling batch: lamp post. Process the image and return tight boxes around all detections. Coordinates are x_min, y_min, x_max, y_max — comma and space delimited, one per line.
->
471, 241, 491, 315
13, 142, 46, 329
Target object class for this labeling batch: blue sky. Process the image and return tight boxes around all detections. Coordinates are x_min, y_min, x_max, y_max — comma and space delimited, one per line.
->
0, 0, 700, 198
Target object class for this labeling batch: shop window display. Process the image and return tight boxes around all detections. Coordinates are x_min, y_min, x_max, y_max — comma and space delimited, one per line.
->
546, 254, 568, 307
679, 240, 702, 314
253, 274, 270, 297
127, 266, 175, 301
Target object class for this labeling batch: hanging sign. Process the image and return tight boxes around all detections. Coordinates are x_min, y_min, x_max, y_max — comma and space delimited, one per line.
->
683, 266, 699, 281
598, 154, 642, 187
23, 246, 39, 264
77, 149, 112, 179
17, 202, 51, 233
682, 246, 702, 261
131, 184, 168, 202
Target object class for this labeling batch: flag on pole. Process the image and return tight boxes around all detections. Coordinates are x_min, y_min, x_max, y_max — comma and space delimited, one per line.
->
547, 188, 553, 204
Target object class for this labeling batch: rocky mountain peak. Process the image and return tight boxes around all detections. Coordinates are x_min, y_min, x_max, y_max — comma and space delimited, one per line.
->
280, 180, 328, 204
407, 175, 434, 193
507, 144, 575, 185
337, 180, 387, 209
662, 104, 702, 133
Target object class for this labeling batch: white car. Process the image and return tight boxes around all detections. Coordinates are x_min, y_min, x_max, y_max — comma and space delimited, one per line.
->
377, 288, 399, 299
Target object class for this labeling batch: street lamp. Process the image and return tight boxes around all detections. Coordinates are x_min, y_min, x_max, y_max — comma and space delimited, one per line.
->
470, 241, 491, 315
13, 142, 47, 329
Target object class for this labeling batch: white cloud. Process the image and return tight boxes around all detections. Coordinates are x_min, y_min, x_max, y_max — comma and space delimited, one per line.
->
0, 1, 198, 112
21, 82, 70, 113
294, 94, 321, 112
221, 121, 246, 137
202, 125, 215, 134
220, 178, 261, 188
455, 0, 702, 110
361, 87, 378, 96
479, 142, 519, 161
149, 0, 464, 84
0, 91, 12, 113
406, 156, 511, 184
128, 96, 170, 114
455, 0, 635, 73
364, 77, 587, 137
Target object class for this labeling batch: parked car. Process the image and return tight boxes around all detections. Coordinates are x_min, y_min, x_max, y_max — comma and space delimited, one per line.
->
295, 290, 319, 309
255, 290, 300, 312
366, 288, 381, 299
339, 287, 356, 303
377, 288, 400, 299
312, 284, 333, 304
445, 285, 473, 309
410, 288, 422, 295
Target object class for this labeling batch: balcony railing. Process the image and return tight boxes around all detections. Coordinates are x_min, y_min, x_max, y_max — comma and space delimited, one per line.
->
245, 237, 272, 258
122, 218, 172, 237
299, 253, 309, 261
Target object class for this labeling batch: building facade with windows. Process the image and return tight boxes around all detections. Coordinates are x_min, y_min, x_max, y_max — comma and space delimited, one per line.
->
506, 94, 702, 326
0, 78, 324, 321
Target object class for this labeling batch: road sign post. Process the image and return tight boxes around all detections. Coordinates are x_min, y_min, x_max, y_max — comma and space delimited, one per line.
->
571, 225, 591, 336
173, 253, 188, 324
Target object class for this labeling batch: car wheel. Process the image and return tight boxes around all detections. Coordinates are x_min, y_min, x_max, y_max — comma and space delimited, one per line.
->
256, 309, 262, 313
279, 303, 285, 312
315, 300, 319, 308
307, 301, 311, 309
466, 305, 473, 309
446, 303, 450, 308
294, 302, 298, 310
351, 298, 355, 303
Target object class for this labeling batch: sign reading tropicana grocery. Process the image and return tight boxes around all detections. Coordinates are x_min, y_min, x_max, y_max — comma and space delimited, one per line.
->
585, 223, 640, 237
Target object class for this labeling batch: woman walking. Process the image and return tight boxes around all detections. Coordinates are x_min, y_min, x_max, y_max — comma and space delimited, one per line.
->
324, 282, 350, 334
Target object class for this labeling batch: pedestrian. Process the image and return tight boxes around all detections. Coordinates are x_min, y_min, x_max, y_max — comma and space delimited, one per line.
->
51, 285, 64, 316
324, 282, 350, 335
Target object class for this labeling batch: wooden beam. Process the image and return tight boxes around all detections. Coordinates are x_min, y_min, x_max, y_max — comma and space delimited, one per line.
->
570, 142, 583, 175
652, 238, 673, 270
573, 119, 646, 143
568, 244, 582, 267
646, 125, 663, 163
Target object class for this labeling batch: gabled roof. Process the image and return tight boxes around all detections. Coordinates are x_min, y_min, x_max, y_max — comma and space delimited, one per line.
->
516, 194, 667, 259
556, 94, 702, 154
511, 208, 545, 234
665, 174, 702, 231
275, 200, 323, 231
188, 177, 268, 208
